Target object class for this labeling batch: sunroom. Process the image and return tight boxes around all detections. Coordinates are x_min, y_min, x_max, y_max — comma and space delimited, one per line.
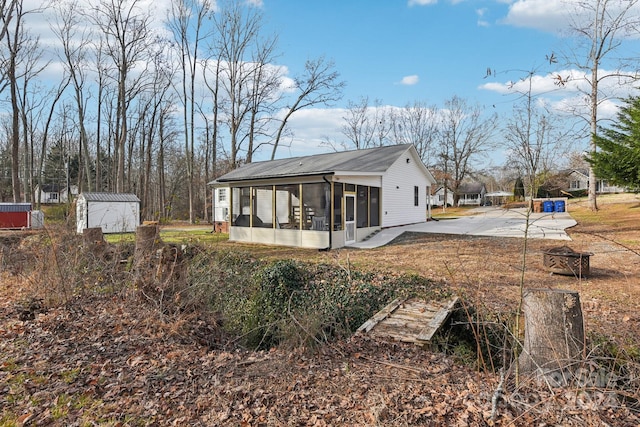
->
210, 144, 436, 249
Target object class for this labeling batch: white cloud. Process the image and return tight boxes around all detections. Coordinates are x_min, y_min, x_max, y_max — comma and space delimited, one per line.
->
501, 0, 570, 33
399, 75, 419, 85
408, 0, 437, 6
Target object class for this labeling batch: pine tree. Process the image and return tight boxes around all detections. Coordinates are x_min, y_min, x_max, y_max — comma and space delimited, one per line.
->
588, 96, 640, 192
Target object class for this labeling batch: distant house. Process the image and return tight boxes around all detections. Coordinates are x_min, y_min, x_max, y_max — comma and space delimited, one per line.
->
212, 186, 230, 233
76, 192, 140, 234
456, 182, 487, 206
34, 184, 78, 204
429, 186, 454, 207
567, 169, 626, 194
208, 144, 437, 249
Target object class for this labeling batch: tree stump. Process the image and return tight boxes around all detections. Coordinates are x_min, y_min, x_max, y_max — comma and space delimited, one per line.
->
519, 289, 585, 383
134, 225, 161, 265
83, 227, 104, 245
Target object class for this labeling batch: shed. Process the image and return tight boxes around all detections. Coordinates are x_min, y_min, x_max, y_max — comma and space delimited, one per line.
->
76, 192, 140, 234
0, 203, 31, 229
208, 144, 437, 249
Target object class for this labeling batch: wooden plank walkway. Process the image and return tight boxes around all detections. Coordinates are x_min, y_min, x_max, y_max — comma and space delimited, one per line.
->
356, 296, 461, 345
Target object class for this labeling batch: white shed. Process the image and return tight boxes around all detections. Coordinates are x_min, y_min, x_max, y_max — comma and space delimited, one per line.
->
76, 192, 141, 234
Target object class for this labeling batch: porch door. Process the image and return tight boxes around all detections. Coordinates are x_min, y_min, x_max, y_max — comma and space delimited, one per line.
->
345, 194, 356, 244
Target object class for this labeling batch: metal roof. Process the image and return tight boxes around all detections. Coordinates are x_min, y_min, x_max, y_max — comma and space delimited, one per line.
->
79, 192, 140, 203
0, 203, 31, 212
212, 144, 421, 183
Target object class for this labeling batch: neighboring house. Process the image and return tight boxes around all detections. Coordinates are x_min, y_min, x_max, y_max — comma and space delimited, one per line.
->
456, 182, 487, 206
211, 186, 230, 233
567, 169, 626, 194
429, 186, 454, 207
76, 192, 141, 234
34, 184, 79, 204
208, 144, 437, 249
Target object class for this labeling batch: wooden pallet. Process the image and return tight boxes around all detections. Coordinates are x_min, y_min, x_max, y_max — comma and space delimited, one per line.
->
357, 296, 461, 344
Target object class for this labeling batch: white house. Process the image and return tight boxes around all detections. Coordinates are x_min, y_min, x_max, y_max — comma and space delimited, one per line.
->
208, 144, 437, 249
34, 184, 79, 204
76, 192, 141, 234
429, 186, 454, 207
567, 169, 626, 194
456, 182, 487, 206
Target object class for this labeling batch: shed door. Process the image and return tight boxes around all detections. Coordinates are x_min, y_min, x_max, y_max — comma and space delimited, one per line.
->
345, 194, 356, 245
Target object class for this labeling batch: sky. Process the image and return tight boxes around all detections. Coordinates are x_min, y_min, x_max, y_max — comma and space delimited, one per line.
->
28, 0, 640, 165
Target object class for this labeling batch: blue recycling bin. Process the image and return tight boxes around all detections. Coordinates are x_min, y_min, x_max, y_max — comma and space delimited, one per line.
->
554, 200, 565, 213
543, 201, 554, 212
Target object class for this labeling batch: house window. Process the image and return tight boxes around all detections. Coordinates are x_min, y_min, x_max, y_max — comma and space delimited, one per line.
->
570, 180, 581, 189
414, 186, 419, 206
218, 188, 227, 202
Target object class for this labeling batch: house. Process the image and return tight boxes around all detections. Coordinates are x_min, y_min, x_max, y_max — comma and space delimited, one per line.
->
208, 144, 437, 249
429, 186, 454, 207
34, 184, 78, 204
76, 192, 141, 234
456, 182, 487, 206
567, 169, 626, 194
211, 186, 230, 233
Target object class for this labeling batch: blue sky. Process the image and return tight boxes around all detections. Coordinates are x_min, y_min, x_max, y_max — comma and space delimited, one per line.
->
30, 0, 640, 165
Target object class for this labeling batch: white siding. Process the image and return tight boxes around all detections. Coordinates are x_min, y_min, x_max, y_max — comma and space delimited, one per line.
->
80, 200, 139, 233
381, 151, 430, 227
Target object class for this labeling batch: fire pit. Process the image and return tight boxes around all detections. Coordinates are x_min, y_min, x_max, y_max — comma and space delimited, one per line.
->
543, 246, 592, 278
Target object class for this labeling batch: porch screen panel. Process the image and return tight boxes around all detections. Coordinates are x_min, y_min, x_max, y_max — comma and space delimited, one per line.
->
274, 184, 300, 229
232, 187, 251, 227
333, 183, 343, 231
253, 186, 273, 228
356, 185, 368, 228
301, 183, 330, 231
370, 187, 380, 227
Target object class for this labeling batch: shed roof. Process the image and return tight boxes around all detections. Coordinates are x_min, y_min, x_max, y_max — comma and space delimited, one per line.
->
0, 203, 31, 212
80, 192, 140, 203
211, 144, 434, 183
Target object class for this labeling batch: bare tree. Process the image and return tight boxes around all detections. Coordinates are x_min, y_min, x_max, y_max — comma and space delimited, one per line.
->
270, 56, 344, 159
390, 101, 440, 164
53, 0, 94, 192
341, 97, 389, 150
565, 0, 640, 210
503, 70, 573, 198
167, 0, 212, 222
91, 0, 153, 193
438, 96, 497, 206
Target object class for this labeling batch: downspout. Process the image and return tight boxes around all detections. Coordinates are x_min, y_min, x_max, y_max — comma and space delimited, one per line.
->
322, 174, 334, 251
211, 185, 216, 233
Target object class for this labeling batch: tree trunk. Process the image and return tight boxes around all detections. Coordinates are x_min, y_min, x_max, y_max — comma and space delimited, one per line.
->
519, 289, 585, 383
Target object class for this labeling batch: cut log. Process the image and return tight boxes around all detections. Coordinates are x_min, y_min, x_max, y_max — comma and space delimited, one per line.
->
134, 225, 161, 262
519, 289, 585, 378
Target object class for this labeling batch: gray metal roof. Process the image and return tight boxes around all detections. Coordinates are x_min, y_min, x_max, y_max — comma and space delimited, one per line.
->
212, 144, 418, 183
80, 192, 140, 203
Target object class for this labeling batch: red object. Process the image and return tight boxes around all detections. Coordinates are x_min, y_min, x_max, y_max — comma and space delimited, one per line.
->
0, 203, 31, 229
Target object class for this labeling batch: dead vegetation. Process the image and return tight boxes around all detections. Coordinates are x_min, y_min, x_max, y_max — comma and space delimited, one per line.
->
1, 195, 639, 425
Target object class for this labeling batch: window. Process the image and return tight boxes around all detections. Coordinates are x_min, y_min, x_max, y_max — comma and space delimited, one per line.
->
414, 186, 419, 206
275, 184, 300, 229
218, 188, 227, 202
